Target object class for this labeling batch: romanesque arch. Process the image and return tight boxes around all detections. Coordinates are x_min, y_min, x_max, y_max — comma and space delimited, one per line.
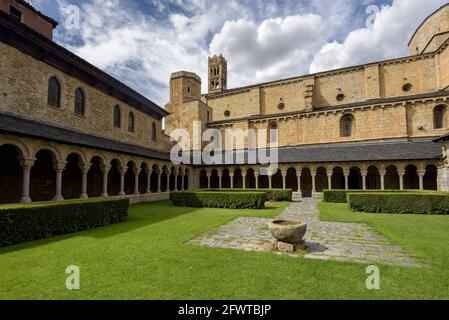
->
87, 156, 104, 198
246, 168, 256, 188
62, 153, 83, 200
424, 165, 438, 190
404, 164, 419, 190
286, 167, 298, 191
0, 144, 23, 204
385, 165, 400, 189
30, 149, 57, 202
366, 166, 381, 190
301, 167, 312, 197
332, 167, 345, 189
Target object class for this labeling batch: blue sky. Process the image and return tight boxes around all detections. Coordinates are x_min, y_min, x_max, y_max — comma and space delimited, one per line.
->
30, 0, 448, 107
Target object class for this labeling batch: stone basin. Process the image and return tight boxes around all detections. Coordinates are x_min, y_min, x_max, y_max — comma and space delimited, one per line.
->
268, 220, 307, 244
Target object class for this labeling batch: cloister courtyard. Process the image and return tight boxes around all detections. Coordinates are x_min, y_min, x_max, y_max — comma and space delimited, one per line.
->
1, 198, 449, 300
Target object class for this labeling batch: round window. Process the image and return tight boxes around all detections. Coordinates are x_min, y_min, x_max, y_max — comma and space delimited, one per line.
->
224, 110, 231, 117
402, 83, 413, 92
278, 103, 285, 110
336, 94, 345, 102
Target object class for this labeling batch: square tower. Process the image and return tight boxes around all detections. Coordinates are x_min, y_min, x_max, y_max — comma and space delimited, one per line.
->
208, 54, 227, 93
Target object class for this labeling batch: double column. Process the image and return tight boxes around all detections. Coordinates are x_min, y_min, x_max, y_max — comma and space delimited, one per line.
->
19, 158, 36, 204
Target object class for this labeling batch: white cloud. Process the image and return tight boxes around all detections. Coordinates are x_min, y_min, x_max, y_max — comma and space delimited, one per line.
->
310, 0, 448, 73
210, 14, 329, 86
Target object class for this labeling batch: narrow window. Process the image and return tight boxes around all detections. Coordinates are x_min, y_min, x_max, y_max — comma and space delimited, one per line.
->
341, 115, 353, 137
114, 105, 121, 128
128, 112, 135, 132
434, 105, 447, 129
152, 122, 157, 142
268, 122, 278, 144
48, 77, 61, 107
74, 88, 85, 116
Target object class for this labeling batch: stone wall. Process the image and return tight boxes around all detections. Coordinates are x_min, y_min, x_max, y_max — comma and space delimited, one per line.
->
0, 43, 171, 152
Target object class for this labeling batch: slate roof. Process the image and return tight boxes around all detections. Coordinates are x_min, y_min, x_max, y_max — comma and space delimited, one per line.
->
0, 111, 442, 164
0, 111, 171, 161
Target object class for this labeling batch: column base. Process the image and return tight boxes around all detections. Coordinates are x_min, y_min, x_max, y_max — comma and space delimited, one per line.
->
119, 192, 126, 196
53, 195, 64, 202
133, 192, 140, 195
80, 194, 88, 199
20, 196, 32, 204
312, 192, 323, 199
101, 193, 109, 198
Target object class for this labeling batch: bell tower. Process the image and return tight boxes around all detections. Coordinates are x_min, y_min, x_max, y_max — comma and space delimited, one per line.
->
208, 54, 227, 93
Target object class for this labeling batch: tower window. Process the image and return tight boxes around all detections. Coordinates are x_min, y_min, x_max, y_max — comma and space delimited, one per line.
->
151, 122, 157, 142
10, 7, 22, 22
268, 122, 278, 144
224, 110, 230, 117
336, 94, 345, 102
402, 83, 413, 92
114, 105, 121, 128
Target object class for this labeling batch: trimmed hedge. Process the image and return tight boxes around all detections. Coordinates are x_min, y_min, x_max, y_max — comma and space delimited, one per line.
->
170, 191, 266, 209
0, 198, 129, 247
323, 189, 442, 203
206, 189, 292, 201
348, 193, 449, 215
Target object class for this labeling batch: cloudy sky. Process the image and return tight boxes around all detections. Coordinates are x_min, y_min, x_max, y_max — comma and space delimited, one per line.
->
31, 0, 448, 107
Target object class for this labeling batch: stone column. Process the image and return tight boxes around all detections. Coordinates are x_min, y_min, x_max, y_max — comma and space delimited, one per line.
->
101, 165, 111, 198
343, 170, 350, 190
174, 170, 180, 191
282, 171, 287, 189
418, 170, 426, 191
268, 174, 273, 189
79, 163, 91, 199
119, 166, 126, 196
207, 171, 211, 189
53, 161, 67, 201
361, 170, 368, 190
19, 158, 35, 204
230, 173, 234, 189
182, 173, 186, 191
311, 170, 317, 192
218, 173, 222, 189
327, 170, 333, 190
398, 170, 405, 191
297, 174, 301, 195
255, 172, 259, 189
379, 169, 386, 191
146, 169, 152, 194
166, 170, 170, 192
133, 167, 141, 195
158, 170, 163, 193
242, 173, 247, 189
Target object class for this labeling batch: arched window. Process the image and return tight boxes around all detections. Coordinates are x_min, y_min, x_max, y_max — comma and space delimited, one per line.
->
340, 115, 354, 137
268, 122, 278, 144
114, 105, 121, 128
151, 122, 157, 142
434, 105, 447, 129
74, 88, 85, 116
128, 112, 135, 133
48, 77, 61, 107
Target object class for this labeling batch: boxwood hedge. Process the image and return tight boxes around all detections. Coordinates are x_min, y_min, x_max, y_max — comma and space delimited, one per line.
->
323, 189, 442, 203
170, 191, 266, 209
348, 193, 449, 215
206, 189, 292, 201
0, 198, 129, 247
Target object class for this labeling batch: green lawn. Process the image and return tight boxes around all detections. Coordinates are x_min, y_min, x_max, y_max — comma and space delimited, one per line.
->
1, 200, 449, 299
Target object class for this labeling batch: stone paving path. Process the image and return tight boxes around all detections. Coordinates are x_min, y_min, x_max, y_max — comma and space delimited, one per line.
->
189, 199, 422, 267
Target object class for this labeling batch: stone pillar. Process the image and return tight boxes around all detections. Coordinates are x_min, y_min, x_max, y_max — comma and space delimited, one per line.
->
242, 173, 247, 189
133, 167, 141, 195
101, 165, 111, 198
207, 171, 211, 189
146, 169, 152, 194
379, 169, 386, 191
343, 170, 350, 190
79, 163, 91, 199
297, 174, 301, 195
255, 173, 259, 189
398, 170, 405, 191
53, 161, 67, 201
174, 171, 180, 191
230, 173, 234, 189
158, 170, 162, 193
119, 166, 126, 196
166, 170, 170, 192
218, 174, 222, 189
182, 173, 186, 191
282, 171, 287, 190
268, 174, 273, 189
19, 158, 35, 204
327, 170, 332, 190
361, 170, 368, 190
418, 170, 426, 191
311, 170, 317, 192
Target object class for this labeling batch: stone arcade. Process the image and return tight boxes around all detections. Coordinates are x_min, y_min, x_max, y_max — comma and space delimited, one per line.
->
1, 1, 449, 205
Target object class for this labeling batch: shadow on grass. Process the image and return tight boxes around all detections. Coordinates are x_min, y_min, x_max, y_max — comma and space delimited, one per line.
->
0, 201, 198, 255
